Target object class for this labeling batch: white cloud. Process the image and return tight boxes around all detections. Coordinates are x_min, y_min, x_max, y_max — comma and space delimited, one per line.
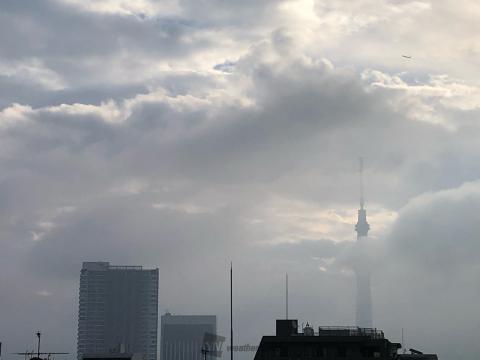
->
152, 202, 216, 215
35, 290, 53, 296
250, 195, 397, 244
57, 0, 181, 17
0, 58, 66, 90
109, 179, 149, 195
0, 103, 32, 128
362, 69, 480, 129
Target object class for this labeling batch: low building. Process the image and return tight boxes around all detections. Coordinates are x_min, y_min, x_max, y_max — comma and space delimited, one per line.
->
253, 320, 438, 360
82, 353, 143, 360
160, 313, 217, 360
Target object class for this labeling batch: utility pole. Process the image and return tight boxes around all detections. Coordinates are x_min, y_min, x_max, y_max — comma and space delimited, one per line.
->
230, 262, 233, 360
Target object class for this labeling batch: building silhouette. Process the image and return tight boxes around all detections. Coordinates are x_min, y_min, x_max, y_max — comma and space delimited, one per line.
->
77, 262, 159, 360
83, 354, 143, 360
160, 313, 217, 360
355, 159, 373, 328
253, 320, 438, 360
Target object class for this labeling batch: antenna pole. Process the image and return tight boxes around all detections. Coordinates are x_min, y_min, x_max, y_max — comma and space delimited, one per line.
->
286, 273, 288, 319
36, 332, 41, 360
359, 157, 365, 210
230, 263, 233, 360
401, 328, 404, 353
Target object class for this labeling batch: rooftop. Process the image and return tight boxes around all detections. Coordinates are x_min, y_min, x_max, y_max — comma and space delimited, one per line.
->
82, 262, 157, 271
316, 326, 384, 339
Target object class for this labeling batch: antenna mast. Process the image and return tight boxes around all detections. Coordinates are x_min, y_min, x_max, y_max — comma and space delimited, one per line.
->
36, 332, 41, 360
13, 334, 68, 360
230, 263, 233, 360
285, 273, 289, 319
359, 157, 365, 210
401, 328, 404, 352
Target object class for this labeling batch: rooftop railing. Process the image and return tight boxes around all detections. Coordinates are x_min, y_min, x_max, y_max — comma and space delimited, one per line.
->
315, 327, 384, 339
109, 265, 143, 270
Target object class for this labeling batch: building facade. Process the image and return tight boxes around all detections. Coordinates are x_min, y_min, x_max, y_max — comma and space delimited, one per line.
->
254, 320, 438, 360
77, 262, 159, 360
160, 313, 217, 360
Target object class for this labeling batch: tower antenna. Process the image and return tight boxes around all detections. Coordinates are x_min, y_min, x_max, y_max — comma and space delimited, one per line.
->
359, 157, 365, 210
354, 157, 372, 328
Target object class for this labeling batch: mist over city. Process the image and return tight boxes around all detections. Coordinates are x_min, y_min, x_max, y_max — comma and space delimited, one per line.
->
1, 1, 479, 360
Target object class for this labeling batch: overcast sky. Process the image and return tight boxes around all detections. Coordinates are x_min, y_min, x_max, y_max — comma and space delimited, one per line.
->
1, 1, 480, 359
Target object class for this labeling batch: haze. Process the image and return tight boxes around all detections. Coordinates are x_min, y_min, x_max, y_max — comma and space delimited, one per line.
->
1, 1, 479, 360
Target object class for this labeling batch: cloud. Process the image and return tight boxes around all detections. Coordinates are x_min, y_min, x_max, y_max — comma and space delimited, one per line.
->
2, 1, 480, 359
365, 181, 480, 359
0, 58, 66, 90
57, 0, 181, 17
388, 180, 480, 274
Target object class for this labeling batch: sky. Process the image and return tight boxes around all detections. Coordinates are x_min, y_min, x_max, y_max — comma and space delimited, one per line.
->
1, 0, 480, 359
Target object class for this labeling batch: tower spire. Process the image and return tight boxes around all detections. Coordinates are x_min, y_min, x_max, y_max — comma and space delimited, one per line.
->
359, 157, 365, 210
354, 157, 372, 328
355, 157, 369, 237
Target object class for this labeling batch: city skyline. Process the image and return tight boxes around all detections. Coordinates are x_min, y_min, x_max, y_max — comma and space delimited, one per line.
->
1, 1, 480, 360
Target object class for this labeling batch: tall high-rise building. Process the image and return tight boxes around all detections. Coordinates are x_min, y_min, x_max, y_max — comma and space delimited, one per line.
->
77, 262, 159, 360
160, 313, 217, 360
354, 158, 373, 328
